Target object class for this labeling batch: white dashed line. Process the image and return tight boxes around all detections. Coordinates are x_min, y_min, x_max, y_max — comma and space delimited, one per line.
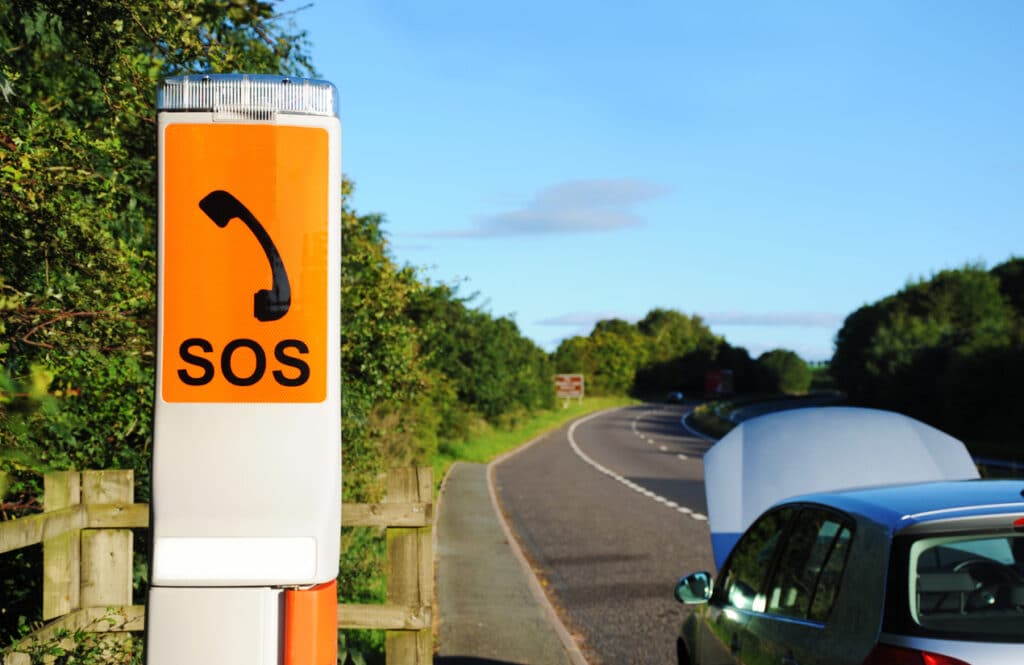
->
659, 445, 668, 452
568, 411, 707, 524
677, 454, 688, 461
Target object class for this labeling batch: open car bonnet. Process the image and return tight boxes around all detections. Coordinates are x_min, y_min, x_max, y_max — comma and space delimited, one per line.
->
703, 406, 979, 570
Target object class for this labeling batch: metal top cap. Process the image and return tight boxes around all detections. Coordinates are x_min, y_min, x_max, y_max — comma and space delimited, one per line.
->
157, 74, 338, 117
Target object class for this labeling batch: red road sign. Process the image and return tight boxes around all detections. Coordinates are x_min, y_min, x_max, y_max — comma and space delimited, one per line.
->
555, 373, 584, 398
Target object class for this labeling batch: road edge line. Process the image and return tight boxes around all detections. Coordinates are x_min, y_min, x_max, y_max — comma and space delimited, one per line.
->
679, 407, 717, 442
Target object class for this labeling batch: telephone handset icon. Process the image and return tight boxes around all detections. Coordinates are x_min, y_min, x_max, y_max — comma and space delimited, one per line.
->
198, 190, 291, 322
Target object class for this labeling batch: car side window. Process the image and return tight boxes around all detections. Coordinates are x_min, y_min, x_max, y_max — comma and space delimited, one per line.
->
714, 507, 795, 612
807, 521, 852, 621
766, 508, 853, 622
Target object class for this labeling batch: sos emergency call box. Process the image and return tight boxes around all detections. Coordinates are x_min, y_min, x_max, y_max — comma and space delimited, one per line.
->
148, 75, 341, 665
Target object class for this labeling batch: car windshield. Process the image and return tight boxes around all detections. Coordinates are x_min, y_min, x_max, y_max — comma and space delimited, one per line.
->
906, 532, 1024, 641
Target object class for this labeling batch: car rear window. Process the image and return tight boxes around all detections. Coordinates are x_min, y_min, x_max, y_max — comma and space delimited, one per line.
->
889, 532, 1024, 642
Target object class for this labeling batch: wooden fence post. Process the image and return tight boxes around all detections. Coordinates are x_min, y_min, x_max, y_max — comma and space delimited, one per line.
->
384, 468, 433, 665
80, 470, 134, 608
43, 472, 81, 620
80, 470, 134, 653
2, 652, 30, 665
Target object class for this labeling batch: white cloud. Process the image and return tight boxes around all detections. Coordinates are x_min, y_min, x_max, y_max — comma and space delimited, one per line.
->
429, 178, 670, 238
540, 310, 843, 330
701, 311, 844, 328
536, 311, 626, 327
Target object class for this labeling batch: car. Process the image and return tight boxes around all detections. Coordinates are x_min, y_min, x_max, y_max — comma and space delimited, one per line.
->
666, 391, 685, 403
673, 406, 1024, 665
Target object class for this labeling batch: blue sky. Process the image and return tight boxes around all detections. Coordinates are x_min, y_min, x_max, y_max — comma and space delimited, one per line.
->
280, 1, 1023, 361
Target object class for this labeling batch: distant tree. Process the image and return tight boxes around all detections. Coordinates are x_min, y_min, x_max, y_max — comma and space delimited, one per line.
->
831, 301, 886, 403
553, 309, 734, 397
991, 257, 1024, 316
714, 343, 756, 393
553, 335, 590, 375
755, 349, 812, 394
586, 324, 647, 395
341, 181, 436, 500
831, 265, 1021, 438
631, 309, 721, 395
592, 318, 637, 337
407, 282, 553, 427
637, 308, 718, 363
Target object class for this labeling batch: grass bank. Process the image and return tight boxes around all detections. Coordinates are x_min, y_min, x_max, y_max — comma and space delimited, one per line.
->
688, 401, 735, 439
433, 395, 638, 488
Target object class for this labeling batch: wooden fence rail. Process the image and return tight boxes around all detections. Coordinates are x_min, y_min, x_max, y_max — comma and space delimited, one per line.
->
0, 468, 433, 665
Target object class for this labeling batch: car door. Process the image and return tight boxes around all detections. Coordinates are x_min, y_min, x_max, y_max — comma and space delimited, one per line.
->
744, 507, 858, 665
695, 507, 796, 664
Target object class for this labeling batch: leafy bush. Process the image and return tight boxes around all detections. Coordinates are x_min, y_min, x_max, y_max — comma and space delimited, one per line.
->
831, 261, 1024, 444
553, 308, 762, 397
755, 349, 812, 394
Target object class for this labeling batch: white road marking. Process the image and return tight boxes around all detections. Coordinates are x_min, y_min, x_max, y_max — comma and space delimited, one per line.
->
677, 454, 688, 461
568, 411, 707, 524
659, 445, 668, 452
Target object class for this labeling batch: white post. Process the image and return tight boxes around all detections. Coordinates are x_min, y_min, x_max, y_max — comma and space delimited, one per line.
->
148, 74, 342, 665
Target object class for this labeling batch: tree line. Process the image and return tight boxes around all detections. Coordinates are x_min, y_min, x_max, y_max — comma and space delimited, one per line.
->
552, 308, 814, 397
831, 260, 1024, 446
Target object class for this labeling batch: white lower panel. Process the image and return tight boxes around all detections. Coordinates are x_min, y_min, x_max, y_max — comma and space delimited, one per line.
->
153, 537, 315, 585
147, 587, 282, 665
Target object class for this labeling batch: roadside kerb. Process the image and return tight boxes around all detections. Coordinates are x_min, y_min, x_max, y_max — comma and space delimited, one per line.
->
484, 410, 632, 665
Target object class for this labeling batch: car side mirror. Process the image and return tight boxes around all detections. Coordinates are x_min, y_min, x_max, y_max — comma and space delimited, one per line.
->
675, 571, 713, 604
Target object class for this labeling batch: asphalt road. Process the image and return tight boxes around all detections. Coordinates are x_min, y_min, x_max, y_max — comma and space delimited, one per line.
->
492, 404, 716, 665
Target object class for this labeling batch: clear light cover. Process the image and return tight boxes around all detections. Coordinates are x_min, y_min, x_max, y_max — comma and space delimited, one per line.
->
157, 74, 338, 117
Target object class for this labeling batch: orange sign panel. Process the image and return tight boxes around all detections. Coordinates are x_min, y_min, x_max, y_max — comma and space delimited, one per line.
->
161, 123, 329, 403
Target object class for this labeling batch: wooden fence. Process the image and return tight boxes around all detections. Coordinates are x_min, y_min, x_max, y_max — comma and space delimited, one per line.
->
0, 468, 433, 665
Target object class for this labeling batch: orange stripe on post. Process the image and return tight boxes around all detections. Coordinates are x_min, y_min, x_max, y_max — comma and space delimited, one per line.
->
284, 580, 338, 665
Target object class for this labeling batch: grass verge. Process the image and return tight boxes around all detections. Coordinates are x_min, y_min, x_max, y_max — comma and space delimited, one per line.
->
432, 395, 639, 489
688, 402, 734, 439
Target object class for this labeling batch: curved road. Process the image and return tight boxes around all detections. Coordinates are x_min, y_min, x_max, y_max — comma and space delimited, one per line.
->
492, 404, 716, 664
